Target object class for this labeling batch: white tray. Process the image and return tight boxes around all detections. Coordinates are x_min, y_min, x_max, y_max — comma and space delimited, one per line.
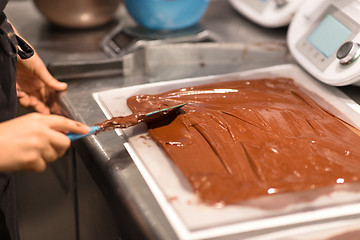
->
93, 64, 360, 240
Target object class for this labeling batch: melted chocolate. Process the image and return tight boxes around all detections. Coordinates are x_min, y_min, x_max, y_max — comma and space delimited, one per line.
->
126, 78, 360, 205
97, 104, 185, 131
98, 114, 142, 130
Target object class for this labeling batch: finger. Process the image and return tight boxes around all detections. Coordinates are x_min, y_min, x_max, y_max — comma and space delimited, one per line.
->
17, 89, 26, 98
44, 115, 90, 134
37, 67, 67, 91
26, 124, 70, 171
32, 100, 51, 115
16, 83, 26, 97
18, 95, 37, 108
18, 96, 51, 114
25, 128, 69, 171
26, 158, 47, 173
27, 54, 68, 92
48, 130, 71, 158
17, 90, 50, 114
41, 142, 59, 163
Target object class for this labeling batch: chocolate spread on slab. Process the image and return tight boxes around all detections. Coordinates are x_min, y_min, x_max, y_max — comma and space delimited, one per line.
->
126, 78, 360, 205
98, 114, 141, 130
97, 104, 185, 131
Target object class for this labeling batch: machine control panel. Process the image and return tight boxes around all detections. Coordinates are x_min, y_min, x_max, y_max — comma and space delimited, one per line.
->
288, 0, 360, 86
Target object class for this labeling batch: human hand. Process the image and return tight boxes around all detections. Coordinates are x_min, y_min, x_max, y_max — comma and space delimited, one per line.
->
16, 51, 67, 114
0, 113, 90, 173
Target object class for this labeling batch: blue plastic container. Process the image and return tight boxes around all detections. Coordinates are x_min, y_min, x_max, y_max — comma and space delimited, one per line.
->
124, 0, 210, 31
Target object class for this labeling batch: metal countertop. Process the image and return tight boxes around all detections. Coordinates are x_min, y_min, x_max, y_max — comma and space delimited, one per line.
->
6, 1, 360, 239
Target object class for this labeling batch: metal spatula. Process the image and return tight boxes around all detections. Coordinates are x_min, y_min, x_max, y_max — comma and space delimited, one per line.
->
66, 103, 186, 141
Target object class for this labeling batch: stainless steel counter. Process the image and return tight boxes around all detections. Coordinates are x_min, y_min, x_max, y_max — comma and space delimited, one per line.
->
6, 1, 360, 239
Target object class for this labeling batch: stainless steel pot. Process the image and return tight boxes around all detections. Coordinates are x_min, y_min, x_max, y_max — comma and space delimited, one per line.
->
33, 0, 121, 28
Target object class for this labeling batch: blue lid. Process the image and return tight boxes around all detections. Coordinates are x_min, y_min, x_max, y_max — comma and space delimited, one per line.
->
124, 0, 210, 31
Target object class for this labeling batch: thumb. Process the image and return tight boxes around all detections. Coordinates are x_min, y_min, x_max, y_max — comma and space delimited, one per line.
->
31, 54, 67, 91
38, 68, 67, 91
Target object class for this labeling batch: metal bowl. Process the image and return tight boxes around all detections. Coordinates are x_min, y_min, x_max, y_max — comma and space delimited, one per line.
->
124, 0, 210, 31
33, 0, 121, 28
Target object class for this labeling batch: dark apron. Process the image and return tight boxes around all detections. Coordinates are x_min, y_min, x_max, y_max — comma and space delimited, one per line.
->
0, 11, 34, 240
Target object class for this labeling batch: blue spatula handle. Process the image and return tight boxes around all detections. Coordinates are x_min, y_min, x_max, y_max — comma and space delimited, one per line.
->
66, 126, 100, 141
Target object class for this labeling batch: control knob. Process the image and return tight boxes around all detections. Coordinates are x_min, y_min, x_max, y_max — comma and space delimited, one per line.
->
336, 41, 360, 66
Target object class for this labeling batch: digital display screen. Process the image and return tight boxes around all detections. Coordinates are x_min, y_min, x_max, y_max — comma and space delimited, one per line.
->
307, 14, 352, 58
